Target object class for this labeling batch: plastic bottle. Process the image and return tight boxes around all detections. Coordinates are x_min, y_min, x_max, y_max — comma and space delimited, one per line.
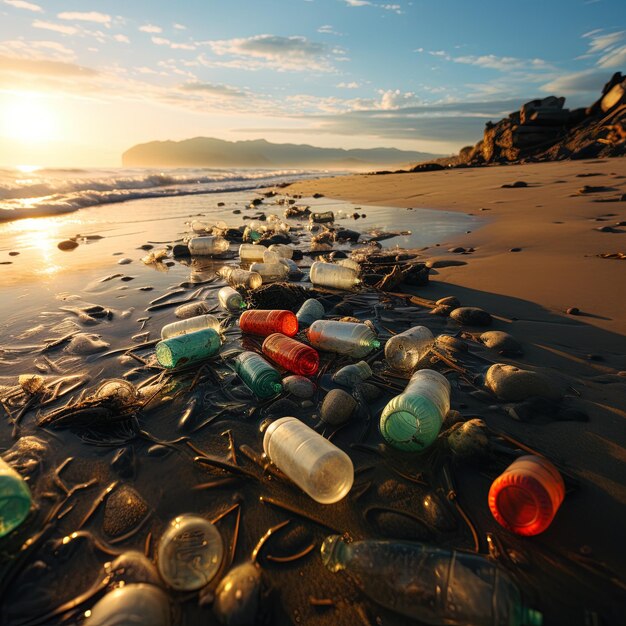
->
262, 333, 319, 376
86, 584, 171, 626
384, 325, 434, 373
157, 514, 223, 591
161, 314, 221, 339
336, 258, 361, 273
240, 309, 298, 337
233, 351, 283, 398
320, 536, 543, 626
268, 243, 294, 259
239, 243, 266, 262
379, 369, 450, 452
175, 300, 212, 320
188, 236, 230, 257
262, 249, 282, 264
332, 361, 372, 387
296, 298, 325, 327
488, 455, 565, 536
263, 417, 353, 504
219, 267, 263, 290
307, 320, 380, 358
310, 261, 360, 290
155, 328, 221, 369
218, 286, 245, 312
0, 457, 31, 537
249, 262, 288, 283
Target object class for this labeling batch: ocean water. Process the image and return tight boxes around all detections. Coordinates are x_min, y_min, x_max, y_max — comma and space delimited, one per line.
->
0, 166, 323, 221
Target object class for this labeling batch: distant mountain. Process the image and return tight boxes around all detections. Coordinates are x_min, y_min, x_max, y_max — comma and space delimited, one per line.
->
121, 137, 441, 169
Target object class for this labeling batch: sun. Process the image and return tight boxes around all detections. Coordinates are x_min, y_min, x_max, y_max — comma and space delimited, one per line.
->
1, 93, 58, 143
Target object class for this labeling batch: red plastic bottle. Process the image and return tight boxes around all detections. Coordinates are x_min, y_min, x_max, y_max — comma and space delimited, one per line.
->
488, 455, 564, 536
262, 333, 319, 376
239, 310, 298, 338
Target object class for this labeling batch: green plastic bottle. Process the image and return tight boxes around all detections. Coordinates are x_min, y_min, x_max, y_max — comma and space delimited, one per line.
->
233, 351, 282, 398
0, 457, 32, 537
321, 536, 543, 626
155, 328, 221, 369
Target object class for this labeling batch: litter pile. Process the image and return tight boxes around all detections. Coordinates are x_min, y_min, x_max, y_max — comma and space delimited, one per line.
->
0, 200, 622, 625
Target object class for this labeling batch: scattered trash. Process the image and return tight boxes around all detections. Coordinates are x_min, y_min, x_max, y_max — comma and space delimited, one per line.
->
307, 320, 380, 358
0, 456, 32, 537
233, 351, 283, 399
155, 328, 221, 368
218, 286, 245, 312
262, 333, 319, 376
384, 325, 434, 373
310, 261, 360, 290
239, 309, 298, 337
161, 314, 221, 339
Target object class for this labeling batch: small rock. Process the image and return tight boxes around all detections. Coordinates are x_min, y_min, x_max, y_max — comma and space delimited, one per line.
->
117, 258, 133, 265
479, 331, 522, 355
103, 485, 149, 537
58, 240, 79, 251
448, 247, 466, 254
430, 305, 453, 317
138, 244, 153, 251
283, 375, 315, 399
485, 363, 560, 401
567, 307, 580, 315
8, 251, 19, 256
435, 335, 468, 352
450, 307, 492, 326
426, 259, 467, 268
354, 382, 381, 402
233, 209, 241, 214
436, 296, 460, 308
320, 389, 357, 426
501, 181, 528, 188
509, 247, 522, 252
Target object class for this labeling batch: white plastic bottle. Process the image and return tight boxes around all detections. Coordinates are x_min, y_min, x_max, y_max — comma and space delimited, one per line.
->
188, 236, 230, 257
310, 261, 360, 290
307, 320, 380, 358
175, 301, 212, 320
219, 267, 262, 290
161, 314, 221, 339
337, 259, 361, 273
239, 243, 266, 262
263, 417, 354, 504
249, 262, 288, 283
218, 286, 245, 312
384, 326, 434, 373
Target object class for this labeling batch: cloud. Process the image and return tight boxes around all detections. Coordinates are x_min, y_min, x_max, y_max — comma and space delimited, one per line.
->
179, 82, 247, 98
344, 0, 371, 5
0, 38, 75, 61
113, 34, 130, 43
582, 30, 624, 53
173, 23, 186, 30
151, 36, 196, 50
318, 24, 342, 35
57, 11, 111, 25
377, 89, 420, 109
139, 24, 162, 33
3, 0, 42, 12
452, 54, 551, 71
540, 69, 613, 94
0, 54, 97, 77
597, 45, 626, 68
206, 34, 337, 72
342, 0, 402, 12
32, 20, 77, 35
337, 81, 360, 88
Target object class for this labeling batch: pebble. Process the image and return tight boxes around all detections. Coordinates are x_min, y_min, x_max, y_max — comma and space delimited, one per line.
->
567, 307, 580, 315
117, 258, 133, 265
426, 259, 467, 268
436, 296, 460, 308
103, 485, 149, 538
138, 244, 153, 250
320, 389, 357, 426
485, 363, 560, 401
447, 419, 489, 459
282, 375, 315, 399
448, 247, 466, 253
501, 181, 528, 188
430, 305, 453, 316
8, 251, 19, 256
355, 382, 381, 402
66, 333, 110, 354
509, 247, 522, 252
450, 306, 492, 326
57, 240, 79, 251
479, 330, 522, 355
435, 335, 468, 352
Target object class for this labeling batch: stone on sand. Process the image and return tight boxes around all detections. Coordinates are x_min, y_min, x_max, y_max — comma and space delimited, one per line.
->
103, 485, 149, 537
485, 363, 561, 401
450, 306, 492, 326
480, 331, 522, 354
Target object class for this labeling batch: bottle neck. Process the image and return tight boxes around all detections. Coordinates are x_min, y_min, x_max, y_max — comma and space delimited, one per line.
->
320, 535, 349, 572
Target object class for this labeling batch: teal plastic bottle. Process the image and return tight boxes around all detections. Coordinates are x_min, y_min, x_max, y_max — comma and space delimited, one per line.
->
155, 328, 221, 369
0, 457, 32, 537
233, 351, 282, 398
321, 536, 543, 626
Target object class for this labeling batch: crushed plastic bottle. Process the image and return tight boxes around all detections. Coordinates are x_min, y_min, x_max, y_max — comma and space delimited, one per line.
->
218, 286, 245, 312
262, 333, 319, 376
239, 309, 298, 337
219, 266, 263, 290
188, 236, 230, 257
175, 300, 212, 320
155, 328, 221, 369
157, 514, 223, 591
384, 325, 434, 373
249, 262, 288, 283
296, 298, 325, 327
309, 261, 360, 290
87, 584, 171, 626
263, 417, 353, 503
233, 351, 283, 399
0, 457, 31, 537
332, 361, 372, 387
379, 369, 450, 452
489, 455, 565, 536
239, 243, 266, 262
161, 314, 221, 339
320, 536, 543, 626
307, 320, 380, 358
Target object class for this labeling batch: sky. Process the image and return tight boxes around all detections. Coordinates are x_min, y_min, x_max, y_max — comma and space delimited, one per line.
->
0, 0, 625, 166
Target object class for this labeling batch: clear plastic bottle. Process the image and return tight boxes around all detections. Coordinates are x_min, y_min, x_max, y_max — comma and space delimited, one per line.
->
309, 261, 360, 290
239, 243, 266, 262
161, 314, 221, 339
218, 286, 245, 312
86, 584, 171, 626
233, 351, 282, 398
188, 236, 230, 257
488, 455, 565, 536
0, 457, 31, 537
379, 369, 450, 452
262, 333, 319, 376
337, 258, 361, 273
296, 298, 325, 327
320, 536, 543, 626
268, 243, 294, 259
175, 300, 212, 320
384, 325, 434, 373
262, 249, 282, 264
307, 320, 380, 358
239, 309, 298, 337
249, 262, 288, 283
219, 267, 263, 290
157, 514, 223, 591
155, 328, 221, 369
332, 361, 372, 387
263, 417, 353, 504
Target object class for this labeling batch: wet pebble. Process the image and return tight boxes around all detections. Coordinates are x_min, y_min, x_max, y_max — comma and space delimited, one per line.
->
479, 330, 522, 355
448, 246, 466, 253
66, 333, 110, 354
436, 296, 460, 308
567, 307, 580, 315
447, 419, 490, 459
320, 389, 357, 426
105, 551, 161, 586
435, 335, 468, 352
57, 239, 79, 251
8, 251, 19, 256
103, 485, 149, 538
117, 258, 133, 265
213, 562, 262, 626
485, 363, 560, 401
354, 382, 381, 402
430, 304, 454, 317
450, 306, 492, 326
